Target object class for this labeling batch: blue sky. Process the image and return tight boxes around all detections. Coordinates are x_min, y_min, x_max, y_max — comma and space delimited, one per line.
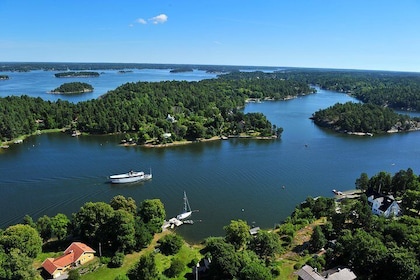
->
1, 0, 419, 72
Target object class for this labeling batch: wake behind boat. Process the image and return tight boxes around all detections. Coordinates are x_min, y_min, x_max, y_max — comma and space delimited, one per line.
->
109, 169, 152, 184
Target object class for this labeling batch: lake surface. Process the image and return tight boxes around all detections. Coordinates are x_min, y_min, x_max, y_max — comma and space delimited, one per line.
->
1, 70, 419, 243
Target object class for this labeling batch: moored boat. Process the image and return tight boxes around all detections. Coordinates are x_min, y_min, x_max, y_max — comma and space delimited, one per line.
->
109, 169, 152, 184
176, 191, 192, 220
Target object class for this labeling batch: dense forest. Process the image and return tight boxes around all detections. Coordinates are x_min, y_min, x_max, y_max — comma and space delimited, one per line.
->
0, 74, 313, 143
51, 82, 94, 94
54, 71, 100, 78
0, 168, 419, 279
276, 69, 420, 111
311, 102, 420, 134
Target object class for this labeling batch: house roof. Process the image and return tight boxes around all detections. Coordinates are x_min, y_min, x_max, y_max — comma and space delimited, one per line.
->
42, 242, 96, 275
297, 265, 324, 280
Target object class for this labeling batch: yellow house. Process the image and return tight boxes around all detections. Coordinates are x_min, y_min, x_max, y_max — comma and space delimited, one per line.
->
42, 242, 96, 279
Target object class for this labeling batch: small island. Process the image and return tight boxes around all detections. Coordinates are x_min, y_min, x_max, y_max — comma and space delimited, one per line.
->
169, 67, 194, 73
0, 75, 9, 80
311, 102, 420, 135
54, 71, 100, 78
50, 82, 94, 94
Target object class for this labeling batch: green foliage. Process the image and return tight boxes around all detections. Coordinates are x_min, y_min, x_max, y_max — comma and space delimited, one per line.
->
36, 215, 52, 242
277, 69, 420, 111
72, 201, 115, 244
223, 219, 251, 250
0, 247, 41, 280
127, 253, 158, 280
239, 261, 273, 280
138, 199, 165, 234
0, 73, 298, 141
249, 230, 282, 261
67, 269, 81, 280
110, 195, 137, 215
164, 258, 184, 278
54, 71, 99, 78
0, 224, 42, 258
51, 82, 93, 94
158, 234, 184, 256
50, 213, 70, 241
109, 252, 125, 268
311, 102, 416, 133
309, 226, 327, 252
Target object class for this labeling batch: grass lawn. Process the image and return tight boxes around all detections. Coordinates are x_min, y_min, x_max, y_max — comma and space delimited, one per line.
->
80, 231, 203, 280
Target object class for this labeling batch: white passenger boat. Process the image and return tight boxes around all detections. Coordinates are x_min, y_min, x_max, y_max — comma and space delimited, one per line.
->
109, 169, 152, 184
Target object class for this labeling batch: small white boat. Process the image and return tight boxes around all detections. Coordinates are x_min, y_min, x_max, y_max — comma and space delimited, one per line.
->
109, 169, 152, 184
176, 191, 192, 220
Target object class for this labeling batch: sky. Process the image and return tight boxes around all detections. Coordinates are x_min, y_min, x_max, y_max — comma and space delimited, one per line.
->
1, 0, 420, 72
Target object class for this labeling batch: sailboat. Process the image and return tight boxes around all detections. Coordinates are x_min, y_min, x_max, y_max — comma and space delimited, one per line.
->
176, 191, 192, 220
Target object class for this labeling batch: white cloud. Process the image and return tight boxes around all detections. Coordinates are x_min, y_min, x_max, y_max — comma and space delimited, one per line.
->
149, 14, 168, 24
137, 18, 147, 25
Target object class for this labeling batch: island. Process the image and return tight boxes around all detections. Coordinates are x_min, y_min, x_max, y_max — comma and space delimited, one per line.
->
310, 102, 420, 135
0, 75, 9, 80
50, 82, 94, 94
54, 71, 100, 78
169, 67, 193, 73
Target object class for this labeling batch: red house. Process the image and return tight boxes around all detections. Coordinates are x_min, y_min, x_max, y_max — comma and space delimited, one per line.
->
42, 242, 96, 279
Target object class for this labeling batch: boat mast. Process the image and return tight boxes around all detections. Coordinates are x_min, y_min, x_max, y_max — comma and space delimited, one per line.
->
183, 191, 191, 213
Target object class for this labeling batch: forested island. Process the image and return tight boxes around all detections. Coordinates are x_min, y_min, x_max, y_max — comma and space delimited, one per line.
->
54, 71, 100, 78
169, 67, 194, 73
311, 102, 420, 134
0, 75, 9, 80
276, 69, 420, 111
50, 82, 94, 94
0, 168, 419, 279
0, 72, 315, 144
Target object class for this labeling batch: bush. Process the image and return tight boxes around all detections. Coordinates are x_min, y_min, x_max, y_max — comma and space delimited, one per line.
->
159, 234, 184, 255
109, 252, 125, 268
164, 258, 185, 278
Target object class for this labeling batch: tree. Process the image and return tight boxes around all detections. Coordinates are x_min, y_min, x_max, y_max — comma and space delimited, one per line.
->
355, 172, 369, 191
239, 261, 273, 280
36, 215, 52, 242
110, 195, 137, 215
109, 209, 136, 252
204, 237, 242, 279
249, 230, 281, 261
309, 226, 327, 252
224, 219, 251, 250
164, 258, 184, 278
127, 253, 158, 280
158, 234, 184, 255
0, 248, 41, 280
22, 215, 36, 228
0, 224, 42, 258
50, 213, 70, 241
133, 219, 153, 250
138, 199, 165, 234
72, 201, 115, 244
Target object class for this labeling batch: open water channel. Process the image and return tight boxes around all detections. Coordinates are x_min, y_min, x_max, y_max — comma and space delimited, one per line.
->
1, 68, 419, 243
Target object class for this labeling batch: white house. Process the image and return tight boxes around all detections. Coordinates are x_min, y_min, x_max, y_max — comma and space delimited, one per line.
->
367, 190, 401, 217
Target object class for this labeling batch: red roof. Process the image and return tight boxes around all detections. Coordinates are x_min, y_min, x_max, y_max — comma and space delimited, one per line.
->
42, 242, 96, 275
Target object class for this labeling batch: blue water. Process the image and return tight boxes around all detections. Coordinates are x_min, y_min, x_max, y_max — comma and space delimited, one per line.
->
0, 70, 419, 243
